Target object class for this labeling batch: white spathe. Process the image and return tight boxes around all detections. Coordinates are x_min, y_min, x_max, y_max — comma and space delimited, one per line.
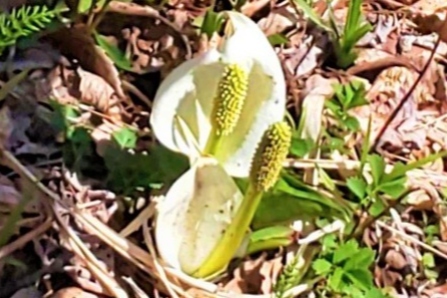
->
150, 11, 286, 178
155, 157, 244, 274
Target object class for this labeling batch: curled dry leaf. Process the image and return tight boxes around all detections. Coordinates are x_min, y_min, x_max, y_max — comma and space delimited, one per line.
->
406, 189, 434, 210
71, 68, 122, 120
258, 255, 283, 294
257, 11, 295, 36
368, 66, 434, 108
282, 36, 327, 77
221, 253, 267, 294
374, 266, 403, 288
301, 74, 337, 143
412, 6, 447, 42
385, 249, 408, 270
45, 25, 125, 99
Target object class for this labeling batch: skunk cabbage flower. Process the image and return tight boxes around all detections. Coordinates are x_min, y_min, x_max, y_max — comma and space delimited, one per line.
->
155, 122, 292, 278
155, 157, 244, 275
150, 11, 286, 177
193, 121, 292, 278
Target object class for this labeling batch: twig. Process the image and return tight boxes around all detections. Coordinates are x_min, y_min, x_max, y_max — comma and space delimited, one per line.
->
0, 150, 127, 296
0, 218, 52, 259
297, 219, 345, 245
142, 221, 182, 298
119, 201, 156, 237
122, 80, 152, 110
376, 220, 447, 260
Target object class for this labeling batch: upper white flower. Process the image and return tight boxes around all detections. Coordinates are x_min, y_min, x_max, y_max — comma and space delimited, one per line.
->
150, 11, 286, 177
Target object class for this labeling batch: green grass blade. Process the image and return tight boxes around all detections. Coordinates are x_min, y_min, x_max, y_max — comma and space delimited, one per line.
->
344, 0, 363, 38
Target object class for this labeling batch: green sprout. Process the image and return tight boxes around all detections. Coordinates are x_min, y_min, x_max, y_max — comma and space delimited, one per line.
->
293, 0, 372, 68
193, 121, 292, 278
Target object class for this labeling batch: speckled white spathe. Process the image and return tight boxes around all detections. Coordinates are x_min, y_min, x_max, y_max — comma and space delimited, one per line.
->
150, 11, 286, 178
154, 157, 243, 274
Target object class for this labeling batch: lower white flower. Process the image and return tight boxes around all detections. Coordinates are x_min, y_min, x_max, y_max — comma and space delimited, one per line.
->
155, 156, 244, 274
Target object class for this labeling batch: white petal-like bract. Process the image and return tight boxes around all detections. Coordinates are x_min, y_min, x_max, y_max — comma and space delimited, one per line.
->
155, 157, 244, 274
150, 11, 286, 177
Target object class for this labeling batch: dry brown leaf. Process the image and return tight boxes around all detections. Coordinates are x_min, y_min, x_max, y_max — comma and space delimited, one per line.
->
0, 107, 12, 149
354, 48, 394, 65
424, 283, 447, 296
258, 255, 283, 294
51, 287, 101, 298
90, 122, 125, 157
65, 265, 107, 295
411, 0, 447, 14
282, 36, 327, 77
241, 0, 270, 18
258, 12, 295, 37
436, 205, 447, 242
385, 249, 407, 270
10, 287, 42, 298
222, 254, 266, 294
368, 66, 434, 107
0, 175, 22, 206
406, 189, 433, 210
220, 253, 283, 295
184, 288, 217, 298
45, 25, 125, 99
75, 68, 122, 119
375, 266, 402, 288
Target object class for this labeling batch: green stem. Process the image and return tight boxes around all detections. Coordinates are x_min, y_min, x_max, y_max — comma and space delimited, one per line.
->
247, 237, 293, 255
203, 126, 223, 156
192, 183, 263, 278
350, 189, 412, 239
88, 0, 113, 33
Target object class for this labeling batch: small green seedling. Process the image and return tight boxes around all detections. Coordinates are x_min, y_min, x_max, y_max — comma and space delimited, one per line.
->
312, 238, 390, 297
292, 0, 372, 68
422, 252, 438, 282
326, 80, 368, 128
323, 80, 368, 152
348, 152, 447, 217
197, 10, 225, 39
274, 245, 320, 298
